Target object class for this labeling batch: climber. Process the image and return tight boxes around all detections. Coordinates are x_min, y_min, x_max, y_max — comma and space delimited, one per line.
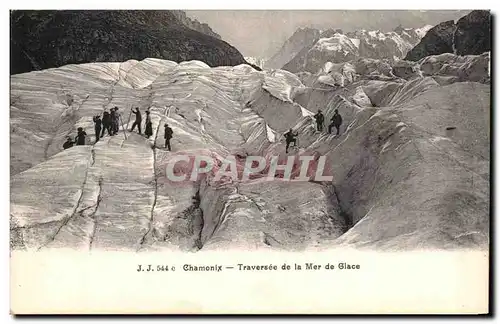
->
110, 108, 117, 135
63, 137, 74, 150
74, 127, 87, 146
328, 109, 343, 136
314, 109, 325, 132
101, 110, 112, 137
144, 110, 153, 138
164, 123, 173, 151
130, 107, 142, 134
112, 107, 121, 135
284, 128, 298, 153
93, 115, 102, 143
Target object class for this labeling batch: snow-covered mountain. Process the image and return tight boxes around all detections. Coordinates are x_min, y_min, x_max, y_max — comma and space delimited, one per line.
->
264, 27, 321, 70
10, 52, 489, 251
282, 25, 433, 73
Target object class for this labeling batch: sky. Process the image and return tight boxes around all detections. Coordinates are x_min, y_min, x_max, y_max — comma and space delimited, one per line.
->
186, 10, 471, 59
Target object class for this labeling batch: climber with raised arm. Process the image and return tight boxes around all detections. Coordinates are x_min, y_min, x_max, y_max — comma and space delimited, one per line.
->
144, 110, 153, 138
164, 123, 173, 151
130, 107, 142, 135
74, 127, 87, 146
328, 109, 343, 136
93, 115, 102, 143
314, 109, 325, 132
284, 128, 298, 153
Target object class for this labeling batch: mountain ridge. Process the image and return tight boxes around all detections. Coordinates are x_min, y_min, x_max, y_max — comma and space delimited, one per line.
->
405, 10, 491, 61
10, 10, 259, 75
279, 25, 431, 73
264, 27, 321, 69
170, 10, 222, 39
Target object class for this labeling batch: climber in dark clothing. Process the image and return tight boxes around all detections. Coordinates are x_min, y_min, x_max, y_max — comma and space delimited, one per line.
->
75, 127, 87, 146
93, 115, 102, 143
284, 128, 298, 153
328, 109, 343, 136
130, 108, 142, 134
101, 110, 112, 137
314, 110, 325, 132
110, 108, 117, 135
164, 124, 173, 151
112, 107, 120, 135
63, 137, 74, 150
144, 110, 153, 138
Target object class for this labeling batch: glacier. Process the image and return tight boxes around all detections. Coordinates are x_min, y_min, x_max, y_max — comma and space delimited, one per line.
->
10, 55, 490, 252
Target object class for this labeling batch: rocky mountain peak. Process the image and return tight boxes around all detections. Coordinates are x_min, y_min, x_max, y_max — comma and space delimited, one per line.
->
454, 10, 491, 56
405, 10, 490, 61
170, 10, 222, 39
282, 25, 427, 73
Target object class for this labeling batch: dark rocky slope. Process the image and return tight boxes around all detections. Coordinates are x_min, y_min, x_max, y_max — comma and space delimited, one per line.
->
10, 10, 257, 75
404, 20, 456, 61
405, 10, 490, 61
454, 10, 491, 56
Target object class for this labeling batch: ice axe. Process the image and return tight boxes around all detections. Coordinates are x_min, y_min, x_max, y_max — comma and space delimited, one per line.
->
126, 107, 133, 131
119, 115, 127, 140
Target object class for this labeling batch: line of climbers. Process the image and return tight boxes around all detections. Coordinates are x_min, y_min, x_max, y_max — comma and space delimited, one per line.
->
283, 109, 343, 153
62, 105, 340, 154
63, 107, 174, 151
